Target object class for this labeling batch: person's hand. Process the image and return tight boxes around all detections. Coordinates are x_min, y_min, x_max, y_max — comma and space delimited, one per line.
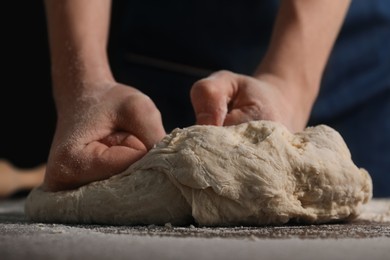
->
191, 70, 314, 132
43, 83, 166, 191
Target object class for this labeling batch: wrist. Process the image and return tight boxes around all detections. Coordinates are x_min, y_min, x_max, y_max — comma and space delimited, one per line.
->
51, 67, 116, 114
255, 57, 321, 101
51, 55, 115, 103
51, 49, 114, 87
254, 73, 317, 129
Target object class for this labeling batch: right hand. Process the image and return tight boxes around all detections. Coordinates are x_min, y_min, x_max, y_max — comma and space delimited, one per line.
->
43, 83, 166, 191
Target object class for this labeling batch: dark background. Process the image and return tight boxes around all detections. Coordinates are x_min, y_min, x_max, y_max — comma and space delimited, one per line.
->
0, 1, 126, 169
0, 1, 55, 168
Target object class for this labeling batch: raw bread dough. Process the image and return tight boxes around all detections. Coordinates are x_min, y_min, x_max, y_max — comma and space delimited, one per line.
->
25, 121, 372, 226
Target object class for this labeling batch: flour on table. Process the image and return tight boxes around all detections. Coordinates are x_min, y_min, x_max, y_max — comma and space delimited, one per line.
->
25, 121, 372, 226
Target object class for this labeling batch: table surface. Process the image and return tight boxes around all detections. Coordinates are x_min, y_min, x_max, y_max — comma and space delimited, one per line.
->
1, 197, 389, 260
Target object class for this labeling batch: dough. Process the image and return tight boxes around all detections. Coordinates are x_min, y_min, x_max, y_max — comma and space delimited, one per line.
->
25, 121, 372, 226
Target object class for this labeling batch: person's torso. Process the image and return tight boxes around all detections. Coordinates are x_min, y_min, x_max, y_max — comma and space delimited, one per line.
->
114, 0, 390, 120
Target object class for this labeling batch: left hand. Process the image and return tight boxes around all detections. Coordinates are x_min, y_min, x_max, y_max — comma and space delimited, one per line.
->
190, 70, 313, 132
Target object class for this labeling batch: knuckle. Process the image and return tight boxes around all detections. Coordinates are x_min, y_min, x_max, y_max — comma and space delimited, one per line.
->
210, 70, 233, 78
191, 79, 220, 99
125, 93, 159, 114
191, 70, 235, 100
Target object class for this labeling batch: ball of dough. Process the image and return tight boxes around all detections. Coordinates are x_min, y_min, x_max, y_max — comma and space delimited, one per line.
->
25, 121, 372, 226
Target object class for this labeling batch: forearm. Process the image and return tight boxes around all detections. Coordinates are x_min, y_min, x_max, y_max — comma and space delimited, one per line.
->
44, 0, 114, 108
256, 0, 351, 111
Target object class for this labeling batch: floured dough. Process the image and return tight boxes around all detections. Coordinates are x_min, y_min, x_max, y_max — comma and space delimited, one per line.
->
25, 120, 372, 226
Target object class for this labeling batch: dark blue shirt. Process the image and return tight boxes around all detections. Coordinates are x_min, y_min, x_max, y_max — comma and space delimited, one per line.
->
112, 0, 390, 196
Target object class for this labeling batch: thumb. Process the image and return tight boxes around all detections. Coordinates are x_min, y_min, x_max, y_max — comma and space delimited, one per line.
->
190, 73, 235, 126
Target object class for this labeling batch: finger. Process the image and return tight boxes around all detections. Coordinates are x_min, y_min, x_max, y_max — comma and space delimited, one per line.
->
190, 71, 236, 126
224, 108, 255, 126
100, 131, 146, 149
44, 140, 148, 191
224, 104, 275, 126
118, 94, 166, 149
83, 140, 147, 181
